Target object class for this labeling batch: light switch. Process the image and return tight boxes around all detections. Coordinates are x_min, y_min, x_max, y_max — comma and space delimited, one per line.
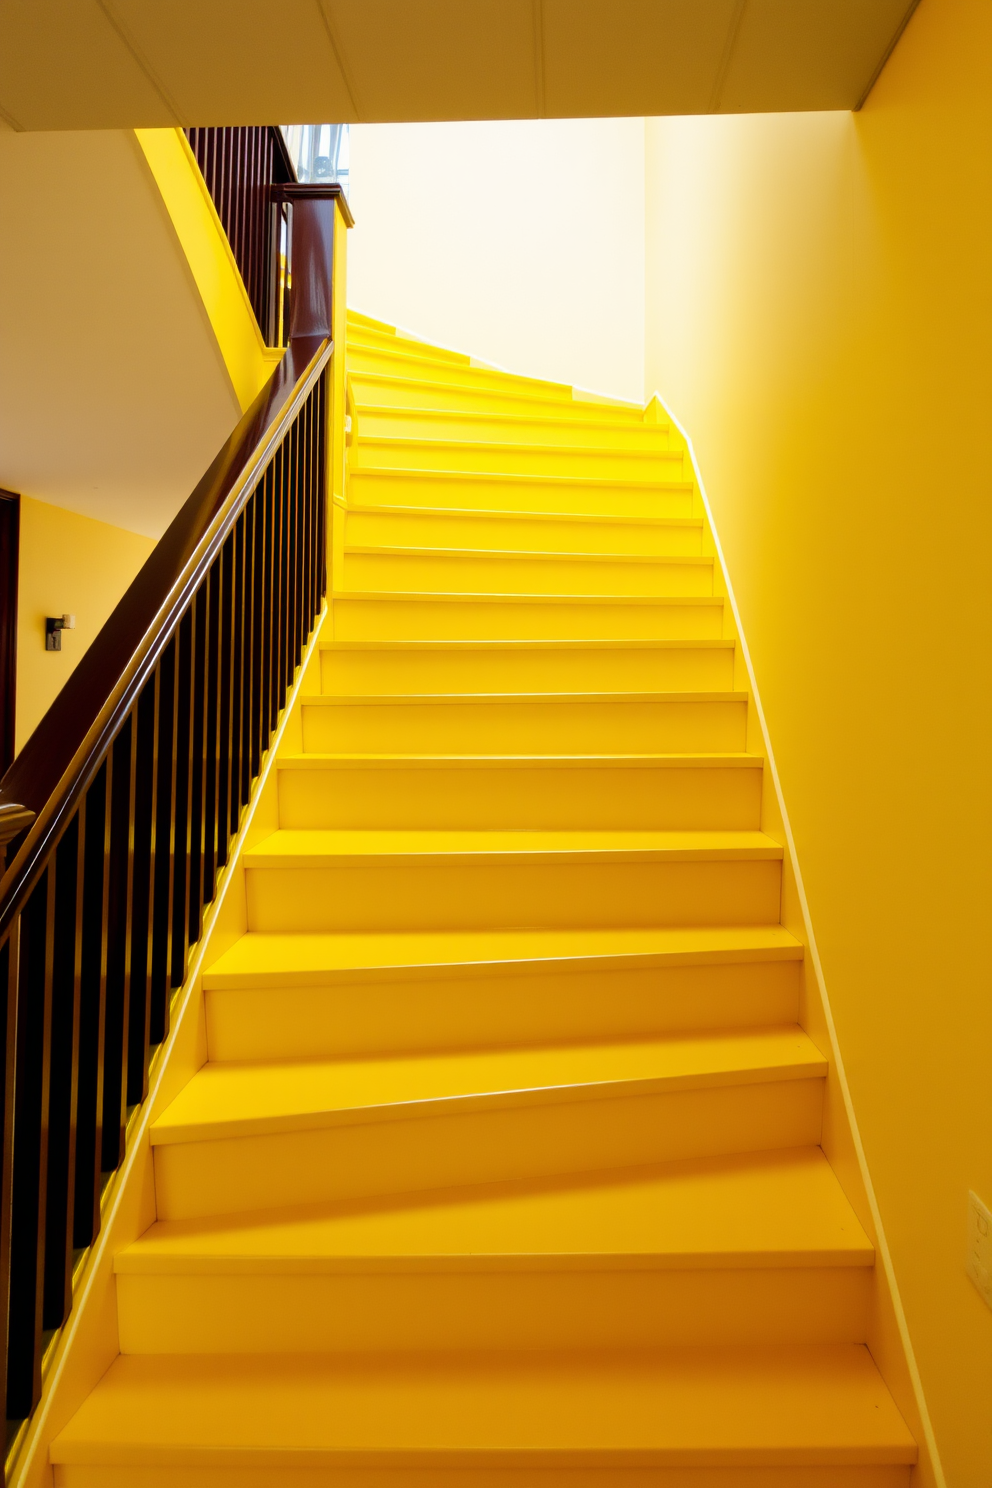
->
967, 1190, 992, 1309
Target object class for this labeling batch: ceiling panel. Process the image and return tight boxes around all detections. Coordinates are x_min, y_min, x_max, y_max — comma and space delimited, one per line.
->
542, 0, 740, 117
326, 0, 537, 121
0, 0, 175, 130
718, 0, 914, 112
108, 0, 357, 126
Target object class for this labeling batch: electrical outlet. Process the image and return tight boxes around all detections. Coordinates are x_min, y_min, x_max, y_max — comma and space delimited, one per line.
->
967, 1190, 992, 1309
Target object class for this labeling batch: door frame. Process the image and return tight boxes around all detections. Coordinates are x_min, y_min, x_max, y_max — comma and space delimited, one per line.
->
0, 488, 20, 777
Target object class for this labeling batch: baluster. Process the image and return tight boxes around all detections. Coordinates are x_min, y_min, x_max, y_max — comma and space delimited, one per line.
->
74, 765, 110, 1250
171, 608, 194, 990
127, 674, 159, 1105
249, 486, 265, 781
261, 467, 275, 744
231, 516, 247, 833
217, 534, 235, 872
202, 566, 221, 900
101, 715, 136, 1173
318, 372, 328, 602
151, 640, 176, 1041
43, 816, 83, 1332
275, 434, 288, 704
0, 923, 18, 1421
7, 868, 55, 1419
187, 587, 207, 951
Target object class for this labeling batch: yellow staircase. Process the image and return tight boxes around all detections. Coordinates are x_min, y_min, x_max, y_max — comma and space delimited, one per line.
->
51, 313, 917, 1485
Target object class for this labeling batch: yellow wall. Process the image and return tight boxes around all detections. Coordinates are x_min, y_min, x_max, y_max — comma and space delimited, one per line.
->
14, 495, 155, 753
644, 0, 992, 1482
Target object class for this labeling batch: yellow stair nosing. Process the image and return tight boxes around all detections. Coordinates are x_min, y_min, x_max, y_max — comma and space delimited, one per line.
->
352, 466, 694, 494
353, 399, 671, 434
277, 752, 763, 770
348, 346, 571, 396
243, 828, 784, 869
332, 590, 723, 607
349, 370, 593, 409
203, 926, 802, 992
149, 1031, 825, 1148
347, 502, 702, 529
344, 545, 713, 568
320, 638, 735, 652
301, 691, 746, 708
354, 436, 683, 461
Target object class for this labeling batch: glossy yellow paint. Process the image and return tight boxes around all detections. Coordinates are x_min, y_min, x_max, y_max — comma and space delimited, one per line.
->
49, 314, 917, 1484
134, 128, 281, 412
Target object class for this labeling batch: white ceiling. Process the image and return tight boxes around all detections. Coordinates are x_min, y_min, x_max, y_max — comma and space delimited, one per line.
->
0, 0, 919, 131
0, 129, 241, 536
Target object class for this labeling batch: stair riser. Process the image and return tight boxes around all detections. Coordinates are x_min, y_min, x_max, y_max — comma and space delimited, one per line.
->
348, 329, 471, 365
349, 375, 643, 421
53, 1464, 916, 1487
356, 405, 676, 449
151, 1077, 823, 1221
348, 349, 569, 399
331, 599, 725, 643
320, 646, 736, 694
205, 959, 801, 1062
117, 1266, 870, 1355
299, 700, 747, 756
350, 443, 687, 481
343, 553, 714, 599
350, 475, 693, 519
245, 859, 783, 934
277, 764, 763, 831
345, 510, 703, 556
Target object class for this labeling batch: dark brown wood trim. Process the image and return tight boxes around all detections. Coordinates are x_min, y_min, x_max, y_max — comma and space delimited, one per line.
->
0, 490, 20, 780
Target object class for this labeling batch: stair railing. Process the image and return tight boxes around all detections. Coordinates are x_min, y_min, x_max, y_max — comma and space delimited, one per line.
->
0, 186, 340, 1437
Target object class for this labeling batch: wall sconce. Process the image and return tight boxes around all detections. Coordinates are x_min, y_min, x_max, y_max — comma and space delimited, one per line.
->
46, 613, 75, 652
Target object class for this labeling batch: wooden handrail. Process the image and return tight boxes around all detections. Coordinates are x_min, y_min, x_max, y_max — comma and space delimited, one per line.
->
0, 333, 329, 935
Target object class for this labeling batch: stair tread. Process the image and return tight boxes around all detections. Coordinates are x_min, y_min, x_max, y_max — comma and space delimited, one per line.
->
117, 1148, 870, 1273
353, 399, 669, 434
320, 638, 735, 650
243, 828, 783, 867
335, 589, 722, 605
348, 502, 698, 527
355, 437, 680, 461
301, 690, 745, 706
347, 543, 712, 564
278, 752, 763, 768
51, 1345, 915, 1466
150, 1027, 823, 1147
354, 465, 692, 492
348, 345, 572, 396
204, 924, 802, 989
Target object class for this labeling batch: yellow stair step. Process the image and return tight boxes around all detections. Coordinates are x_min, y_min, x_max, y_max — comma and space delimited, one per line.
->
329, 592, 726, 644
205, 923, 800, 989
318, 638, 737, 695
51, 1345, 916, 1482
274, 753, 764, 832
344, 504, 704, 558
243, 827, 781, 867
353, 398, 674, 445
151, 1026, 821, 1146
298, 692, 747, 758
241, 828, 783, 934
121, 1148, 870, 1272
113, 1151, 872, 1354
202, 925, 800, 1062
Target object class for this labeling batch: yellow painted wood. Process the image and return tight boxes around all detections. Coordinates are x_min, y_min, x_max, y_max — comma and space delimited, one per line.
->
52, 311, 916, 1482
52, 1348, 916, 1479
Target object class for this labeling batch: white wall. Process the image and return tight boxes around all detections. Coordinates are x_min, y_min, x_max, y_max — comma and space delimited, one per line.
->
347, 119, 645, 404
